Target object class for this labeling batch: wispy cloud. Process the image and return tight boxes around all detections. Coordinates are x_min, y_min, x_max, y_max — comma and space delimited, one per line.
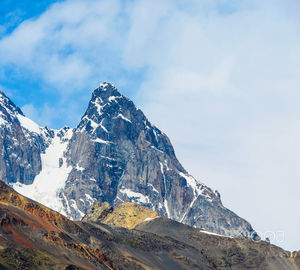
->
0, 0, 300, 250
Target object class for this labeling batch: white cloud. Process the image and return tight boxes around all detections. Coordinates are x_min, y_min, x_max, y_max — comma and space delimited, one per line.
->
130, 0, 300, 251
0, 0, 123, 92
1, 0, 300, 250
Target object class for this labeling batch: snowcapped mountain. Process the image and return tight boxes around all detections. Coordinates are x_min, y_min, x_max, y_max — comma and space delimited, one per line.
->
0, 91, 53, 185
0, 83, 258, 239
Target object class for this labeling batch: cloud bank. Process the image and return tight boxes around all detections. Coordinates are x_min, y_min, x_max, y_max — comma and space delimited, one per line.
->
1, 0, 300, 250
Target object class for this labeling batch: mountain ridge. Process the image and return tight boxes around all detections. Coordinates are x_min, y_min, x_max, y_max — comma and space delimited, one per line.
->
1, 83, 257, 239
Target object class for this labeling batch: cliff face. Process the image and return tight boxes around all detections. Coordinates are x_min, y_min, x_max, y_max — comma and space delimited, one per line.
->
61, 83, 257, 238
1, 83, 257, 239
0, 91, 53, 185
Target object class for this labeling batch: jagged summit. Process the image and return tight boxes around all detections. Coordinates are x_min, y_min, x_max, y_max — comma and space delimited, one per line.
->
0, 90, 24, 122
94, 81, 118, 94
0, 91, 53, 185
0, 90, 44, 135
90, 82, 127, 106
2, 84, 258, 239
77, 82, 146, 143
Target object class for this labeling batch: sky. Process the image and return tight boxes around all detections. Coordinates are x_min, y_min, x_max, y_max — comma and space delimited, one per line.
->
0, 0, 300, 251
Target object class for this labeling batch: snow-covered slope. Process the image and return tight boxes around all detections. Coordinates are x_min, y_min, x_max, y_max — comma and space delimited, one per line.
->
13, 128, 73, 216
0, 85, 258, 238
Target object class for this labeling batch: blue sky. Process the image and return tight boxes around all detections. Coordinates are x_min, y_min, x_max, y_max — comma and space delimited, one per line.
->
1, 0, 300, 251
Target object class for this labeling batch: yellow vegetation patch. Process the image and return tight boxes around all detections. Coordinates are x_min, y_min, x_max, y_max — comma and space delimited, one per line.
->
101, 202, 158, 229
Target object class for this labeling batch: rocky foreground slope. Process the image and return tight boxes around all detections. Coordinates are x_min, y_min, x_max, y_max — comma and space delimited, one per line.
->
0, 181, 298, 270
0, 83, 258, 239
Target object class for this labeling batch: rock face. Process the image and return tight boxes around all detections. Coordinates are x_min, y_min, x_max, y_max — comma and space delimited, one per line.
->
1, 83, 258, 239
0, 91, 53, 185
83, 202, 158, 229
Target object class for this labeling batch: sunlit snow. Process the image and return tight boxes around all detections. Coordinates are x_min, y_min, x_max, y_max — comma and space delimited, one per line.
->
13, 129, 73, 215
17, 114, 41, 134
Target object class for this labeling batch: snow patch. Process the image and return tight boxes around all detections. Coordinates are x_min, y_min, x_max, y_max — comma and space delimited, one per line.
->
91, 98, 106, 116
116, 113, 131, 123
153, 129, 159, 142
17, 114, 41, 134
70, 199, 85, 218
89, 119, 98, 130
151, 146, 164, 153
147, 183, 159, 193
144, 217, 159, 222
180, 195, 199, 223
0, 117, 7, 125
75, 164, 85, 171
93, 138, 111, 144
61, 192, 71, 217
100, 155, 116, 161
160, 162, 170, 218
200, 230, 233, 238
85, 193, 96, 205
99, 119, 108, 132
99, 82, 109, 89
108, 96, 121, 102
179, 172, 206, 195
120, 189, 150, 204
12, 129, 73, 215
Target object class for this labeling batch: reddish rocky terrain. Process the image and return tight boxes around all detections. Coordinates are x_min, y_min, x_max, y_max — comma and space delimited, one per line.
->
0, 180, 299, 270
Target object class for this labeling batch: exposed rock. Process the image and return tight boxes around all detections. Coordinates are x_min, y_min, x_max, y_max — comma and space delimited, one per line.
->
83, 202, 158, 229
82, 202, 113, 223
0, 91, 53, 185
291, 251, 300, 268
1, 83, 258, 239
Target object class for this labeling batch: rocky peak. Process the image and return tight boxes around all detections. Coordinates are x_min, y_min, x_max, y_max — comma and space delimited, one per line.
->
0, 91, 55, 186
0, 91, 24, 116
3, 84, 259, 239
92, 82, 121, 100
0, 90, 44, 136
0, 91, 24, 126
77, 82, 138, 135
76, 82, 177, 156
90, 82, 136, 124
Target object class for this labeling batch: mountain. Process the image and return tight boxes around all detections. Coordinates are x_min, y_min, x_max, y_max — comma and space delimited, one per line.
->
0, 91, 53, 185
0, 181, 298, 270
1, 83, 256, 238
